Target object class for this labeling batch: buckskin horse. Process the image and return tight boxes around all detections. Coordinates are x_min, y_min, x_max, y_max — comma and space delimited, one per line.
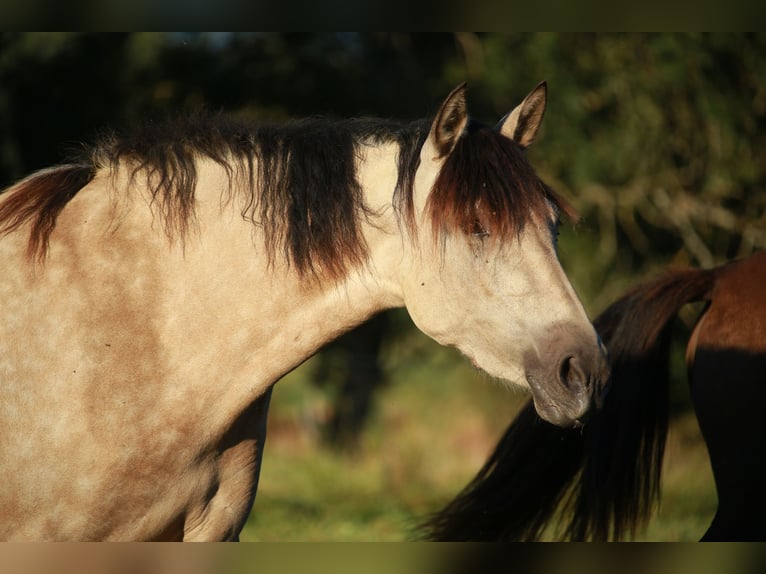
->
422, 250, 766, 541
0, 82, 609, 540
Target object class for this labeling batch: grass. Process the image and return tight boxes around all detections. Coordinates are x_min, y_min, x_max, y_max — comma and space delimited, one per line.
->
241, 322, 717, 542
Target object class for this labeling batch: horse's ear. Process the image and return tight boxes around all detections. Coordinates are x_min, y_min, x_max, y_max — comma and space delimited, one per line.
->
428, 82, 468, 158
496, 81, 547, 148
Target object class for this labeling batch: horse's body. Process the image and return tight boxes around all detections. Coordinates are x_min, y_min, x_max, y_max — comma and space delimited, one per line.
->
0, 83, 608, 541
422, 250, 766, 541
688, 251, 766, 540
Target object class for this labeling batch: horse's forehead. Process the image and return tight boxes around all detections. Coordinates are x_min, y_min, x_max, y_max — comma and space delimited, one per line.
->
422, 130, 556, 246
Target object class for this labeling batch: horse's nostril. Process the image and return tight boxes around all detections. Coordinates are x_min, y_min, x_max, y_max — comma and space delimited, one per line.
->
559, 356, 571, 386
559, 355, 587, 390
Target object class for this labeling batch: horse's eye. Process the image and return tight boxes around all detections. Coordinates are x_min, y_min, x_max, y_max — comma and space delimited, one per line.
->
469, 219, 490, 238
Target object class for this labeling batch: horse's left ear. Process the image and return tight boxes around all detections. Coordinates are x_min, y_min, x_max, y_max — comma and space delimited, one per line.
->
496, 81, 547, 148
429, 82, 469, 158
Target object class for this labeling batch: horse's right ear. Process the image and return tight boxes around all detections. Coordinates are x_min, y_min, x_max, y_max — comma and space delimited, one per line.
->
428, 82, 468, 158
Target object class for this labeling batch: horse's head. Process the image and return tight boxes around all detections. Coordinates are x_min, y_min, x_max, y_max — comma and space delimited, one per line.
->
401, 82, 609, 428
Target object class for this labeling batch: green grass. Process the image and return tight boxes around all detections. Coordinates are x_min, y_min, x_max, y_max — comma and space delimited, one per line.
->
241, 330, 717, 542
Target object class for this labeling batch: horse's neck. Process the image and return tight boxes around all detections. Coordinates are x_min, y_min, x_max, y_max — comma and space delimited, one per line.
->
172, 150, 406, 406
354, 141, 408, 303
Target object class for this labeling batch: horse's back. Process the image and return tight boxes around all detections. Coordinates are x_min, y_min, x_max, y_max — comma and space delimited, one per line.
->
688, 251, 766, 540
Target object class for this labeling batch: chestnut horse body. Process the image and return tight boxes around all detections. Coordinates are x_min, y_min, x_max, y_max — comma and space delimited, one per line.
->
688, 251, 766, 540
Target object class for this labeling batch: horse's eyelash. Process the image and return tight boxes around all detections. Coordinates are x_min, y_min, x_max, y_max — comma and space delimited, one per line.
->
470, 220, 490, 237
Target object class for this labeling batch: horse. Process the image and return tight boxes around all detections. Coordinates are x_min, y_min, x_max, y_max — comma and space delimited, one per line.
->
420, 249, 766, 541
0, 82, 609, 541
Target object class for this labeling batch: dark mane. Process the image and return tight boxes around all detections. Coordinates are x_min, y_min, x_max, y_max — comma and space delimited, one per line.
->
426, 120, 572, 246
0, 164, 96, 261
0, 111, 566, 277
93, 113, 429, 280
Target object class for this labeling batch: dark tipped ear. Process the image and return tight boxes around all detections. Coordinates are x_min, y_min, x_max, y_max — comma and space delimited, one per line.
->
429, 82, 468, 158
496, 81, 547, 148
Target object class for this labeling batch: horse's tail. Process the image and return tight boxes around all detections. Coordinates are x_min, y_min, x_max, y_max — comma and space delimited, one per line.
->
0, 164, 95, 261
418, 265, 718, 541
564, 265, 717, 540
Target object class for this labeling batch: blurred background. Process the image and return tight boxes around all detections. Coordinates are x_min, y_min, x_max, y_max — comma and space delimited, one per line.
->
1, 33, 764, 540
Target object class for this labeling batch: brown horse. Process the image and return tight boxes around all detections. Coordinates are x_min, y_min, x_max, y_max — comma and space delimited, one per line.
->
422, 250, 766, 541
0, 82, 609, 540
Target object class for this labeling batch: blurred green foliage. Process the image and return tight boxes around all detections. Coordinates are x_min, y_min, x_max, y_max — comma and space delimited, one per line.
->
2, 33, 763, 298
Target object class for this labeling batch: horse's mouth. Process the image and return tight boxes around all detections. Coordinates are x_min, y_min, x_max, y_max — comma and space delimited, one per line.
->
526, 373, 593, 428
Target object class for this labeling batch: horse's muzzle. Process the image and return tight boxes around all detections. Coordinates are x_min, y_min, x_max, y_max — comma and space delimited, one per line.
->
524, 325, 610, 428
